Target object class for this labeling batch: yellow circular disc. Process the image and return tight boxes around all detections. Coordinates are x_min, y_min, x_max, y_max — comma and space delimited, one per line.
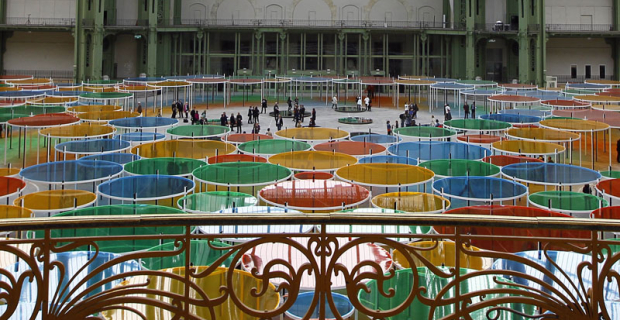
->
394, 79, 436, 85
0, 205, 33, 219
0, 168, 21, 177
40, 123, 115, 139
14, 190, 96, 212
506, 128, 580, 142
336, 163, 434, 187
78, 110, 139, 121
275, 127, 349, 141
68, 105, 122, 113
372, 192, 450, 213
540, 118, 610, 132
392, 241, 490, 270
149, 80, 191, 87
132, 140, 237, 159
573, 95, 620, 103
586, 80, 620, 86
492, 140, 565, 156
0, 87, 19, 92
591, 104, 620, 111
268, 150, 357, 171
29, 97, 77, 105
8, 78, 51, 85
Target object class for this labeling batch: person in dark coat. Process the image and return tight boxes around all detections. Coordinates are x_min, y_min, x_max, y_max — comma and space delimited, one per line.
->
261, 98, 268, 114
220, 112, 228, 126
229, 113, 236, 131
253, 106, 260, 123
276, 115, 283, 131
248, 106, 253, 124
236, 113, 242, 133
171, 101, 177, 118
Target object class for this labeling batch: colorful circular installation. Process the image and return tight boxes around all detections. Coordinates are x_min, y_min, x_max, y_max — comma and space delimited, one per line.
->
39, 123, 115, 139
482, 155, 543, 167
505, 127, 580, 142
224, 133, 273, 145
0, 168, 21, 178
0, 177, 26, 200
268, 151, 358, 172
335, 163, 434, 188
313, 141, 386, 158
192, 162, 292, 187
131, 140, 236, 159
108, 117, 178, 130
479, 113, 541, 125
455, 134, 503, 146
274, 127, 349, 142
419, 159, 500, 178
55, 139, 132, 155
529, 191, 607, 216
97, 175, 195, 202
433, 176, 528, 209
77, 111, 140, 122
294, 171, 334, 180
124, 157, 206, 176
80, 153, 140, 165
238, 139, 312, 157
167, 125, 230, 139
259, 180, 371, 211
371, 192, 450, 213
393, 126, 457, 141
178, 191, 258, 213
350, 134, 401, 145
207, 154, 267, 164
501, 163, 601, 186
491, 140, 565, 156
358, 155, 417, 165
14, 190, 97, 216
67, 105, 121, 113
8, 113, 79, 128
19, 160, 123, 185
388, 141, 491, 161
443, 119, 512, 132
117, 132, 166, 144
539, 118, 610, 132
437, 206, 588, 252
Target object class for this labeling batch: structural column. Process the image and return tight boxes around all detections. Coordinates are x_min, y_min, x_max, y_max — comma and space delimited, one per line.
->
146, 0, 158, 76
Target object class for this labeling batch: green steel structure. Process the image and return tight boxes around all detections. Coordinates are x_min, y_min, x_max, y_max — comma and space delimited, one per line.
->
0, 1, 619, 85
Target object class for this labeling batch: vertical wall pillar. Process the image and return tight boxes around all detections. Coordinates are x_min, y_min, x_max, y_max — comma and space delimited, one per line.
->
279, 32, 287, 74
91, 0, 105, 80
146, 0, 158, 77
535, 0, 547, 86
338, 33, 345, 75
362, 33, 369, 76
420, 34, 427, 76
465, 0, 476, 79
517, 0, 532, 84
613, 0, 620, 79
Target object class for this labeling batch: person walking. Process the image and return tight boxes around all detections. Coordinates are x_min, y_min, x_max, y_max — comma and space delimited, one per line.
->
463, 101, 470, 119
444, 104, 452, 121
287, 97, 293, 112
176, 100, 183, 118
311, 108, 316, 122
273, 102, 280, 118
171, 101, 177, 118
332, 96, 338, 109
192, 109, 200, 124
356, 97, 362, 111
386, 121, 393, 135
136, 102, 143, 115
412, 103, 419, 119
190, 109, 197, 124
229, 113, 236, 131
294, 96, 299, 106
248, 106, 253, 124
276, 115, 283, 131
261, 98, 268, 114
252, 122, 261, 134
293, 105, 299, 123
220, 112, 228, 126
253, 106, 260, 123
236, 113, 242, 133
471, 101, 476, 119
183, 101, 189, 119
364, 96, 370, 111
299, 105, 306, 122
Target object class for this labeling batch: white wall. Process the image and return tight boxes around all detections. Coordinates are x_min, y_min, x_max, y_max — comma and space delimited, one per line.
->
114, 34, 139, 79
116, 0, 138, 21
4, 32, 74, 71
546, 38, 613, 78
6, 0, 75, 20
545, 0, 612, 24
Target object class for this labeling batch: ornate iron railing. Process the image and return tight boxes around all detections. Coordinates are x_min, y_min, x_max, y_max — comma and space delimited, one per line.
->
0, 212, 619, 319
1, 17, 75, 27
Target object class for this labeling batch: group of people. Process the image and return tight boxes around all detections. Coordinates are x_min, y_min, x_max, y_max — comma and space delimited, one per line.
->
356, 96, 372, 111
247, 106, 261, 125
170, 100, 190, 119
444, 101, 477, 121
